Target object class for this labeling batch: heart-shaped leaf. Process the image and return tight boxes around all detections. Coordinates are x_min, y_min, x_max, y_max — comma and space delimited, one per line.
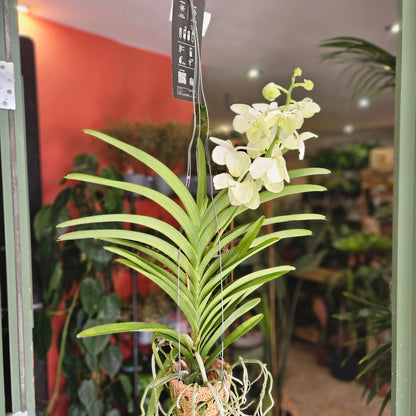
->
89, 400, 105, 416
97, 294, 121, 324
81, 278, 104, 316
101, 344, 122, 378
81, 320, 110, 356
78, 379, 97, 409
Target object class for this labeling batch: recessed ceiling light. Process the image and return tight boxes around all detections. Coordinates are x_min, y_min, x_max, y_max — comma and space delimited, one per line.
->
247, 68, 260, 79
343, 124, 355, 134
17, 4, 30, 13
357, 97, 371, 109
387, 23, 400, 34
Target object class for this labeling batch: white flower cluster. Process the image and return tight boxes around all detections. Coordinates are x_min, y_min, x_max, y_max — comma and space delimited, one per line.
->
210, 68, 320, 209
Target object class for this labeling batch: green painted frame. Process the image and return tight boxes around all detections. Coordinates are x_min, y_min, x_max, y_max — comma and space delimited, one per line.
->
0, 0, 415, 415
0, 0, 35, 414
392, 0, 416, 415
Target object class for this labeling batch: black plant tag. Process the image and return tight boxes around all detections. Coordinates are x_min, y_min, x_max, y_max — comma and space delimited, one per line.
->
171, 0, 205, 102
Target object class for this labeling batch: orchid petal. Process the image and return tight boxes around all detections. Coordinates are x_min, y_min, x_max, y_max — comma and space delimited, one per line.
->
252, 103, 270, 113
225, 151, 251, 177
230, 103, 251, 115
244, 188, 260, 209
233, 114, 252, 133
250, 157, 273, 179
246, 125, 263, 142
212, 145, 229, 165
213, 173, 234, 190
230, 181, 254, 204
263, 177, 284, 193
266, 160, 284, 183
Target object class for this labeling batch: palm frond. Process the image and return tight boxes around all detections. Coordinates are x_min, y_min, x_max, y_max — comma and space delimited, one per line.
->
320, 36, 396, 99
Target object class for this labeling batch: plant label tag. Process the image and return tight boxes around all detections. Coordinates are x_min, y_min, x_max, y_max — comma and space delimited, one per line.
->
171, 0, 205, 102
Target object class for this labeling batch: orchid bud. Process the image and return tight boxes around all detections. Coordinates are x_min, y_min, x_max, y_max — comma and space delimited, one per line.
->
293, 67, 302, 77
303, 79, 314, 90
262, 82, 281, 101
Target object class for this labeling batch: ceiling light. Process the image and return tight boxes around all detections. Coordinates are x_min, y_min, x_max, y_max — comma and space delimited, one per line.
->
343, 124, 355, 134
17, 4, 30, 13
387, 23, 400, 34
247, 68, 260, 79
357, 97, 371, 109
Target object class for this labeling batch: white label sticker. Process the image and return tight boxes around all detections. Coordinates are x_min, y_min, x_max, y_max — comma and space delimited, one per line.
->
0, 61, 16, 110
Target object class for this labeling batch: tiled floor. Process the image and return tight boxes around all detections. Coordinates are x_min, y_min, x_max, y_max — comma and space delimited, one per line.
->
284, 341, 390, 416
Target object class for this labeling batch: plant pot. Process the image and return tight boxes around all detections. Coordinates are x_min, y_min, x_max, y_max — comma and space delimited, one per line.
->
330, 353, 359, 381
169, 359, 232, 416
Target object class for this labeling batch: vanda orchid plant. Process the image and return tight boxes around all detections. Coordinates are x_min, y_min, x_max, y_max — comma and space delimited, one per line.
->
58, 68, 328, 416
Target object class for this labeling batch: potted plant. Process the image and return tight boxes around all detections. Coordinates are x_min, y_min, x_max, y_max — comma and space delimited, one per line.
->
33, 154, 133, 415
57, 69, 328, 415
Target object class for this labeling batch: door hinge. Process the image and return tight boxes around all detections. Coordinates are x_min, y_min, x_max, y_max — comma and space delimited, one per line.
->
0, 61, 16, 110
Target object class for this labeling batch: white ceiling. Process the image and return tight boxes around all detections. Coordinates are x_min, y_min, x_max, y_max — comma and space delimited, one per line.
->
21, 0, 397, 135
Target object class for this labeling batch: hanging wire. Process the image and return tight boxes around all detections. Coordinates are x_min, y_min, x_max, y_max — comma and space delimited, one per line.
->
184, 0, 227, 377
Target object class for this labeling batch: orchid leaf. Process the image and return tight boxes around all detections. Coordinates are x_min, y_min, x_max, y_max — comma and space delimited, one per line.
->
83, 129, 201, 228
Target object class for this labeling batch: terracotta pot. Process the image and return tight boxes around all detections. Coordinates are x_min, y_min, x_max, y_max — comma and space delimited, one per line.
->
169, 359, 232, 416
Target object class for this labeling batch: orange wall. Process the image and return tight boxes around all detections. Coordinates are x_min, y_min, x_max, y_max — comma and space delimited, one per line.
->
18, 14, 193, 204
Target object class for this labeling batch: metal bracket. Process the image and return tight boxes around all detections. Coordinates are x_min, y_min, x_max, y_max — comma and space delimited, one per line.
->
0, 60, 16, 110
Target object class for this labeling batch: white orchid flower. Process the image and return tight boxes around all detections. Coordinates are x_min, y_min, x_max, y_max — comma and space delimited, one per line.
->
210, 137, 251, 177
298, 98, 321, 118
213, 173, 260, 209
283, 131, 317, 160
246, 137, 271, 159
249, 150, 290, 194
280, 109, 304, 136
231, 103, 280, 142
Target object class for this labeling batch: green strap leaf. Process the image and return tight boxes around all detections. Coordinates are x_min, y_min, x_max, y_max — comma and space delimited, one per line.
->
59, 228, 198, 268
196, 138, 208, 215
100, 237, 197, 291
251, 228, 312, 247
84, 129, 201, 228
200, 298, 261, 358
200, 266, 293, 325
59, 214, 198, 267
64, 172, 199, 245
205, 314, 264, 368
107, 246, 195, 303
